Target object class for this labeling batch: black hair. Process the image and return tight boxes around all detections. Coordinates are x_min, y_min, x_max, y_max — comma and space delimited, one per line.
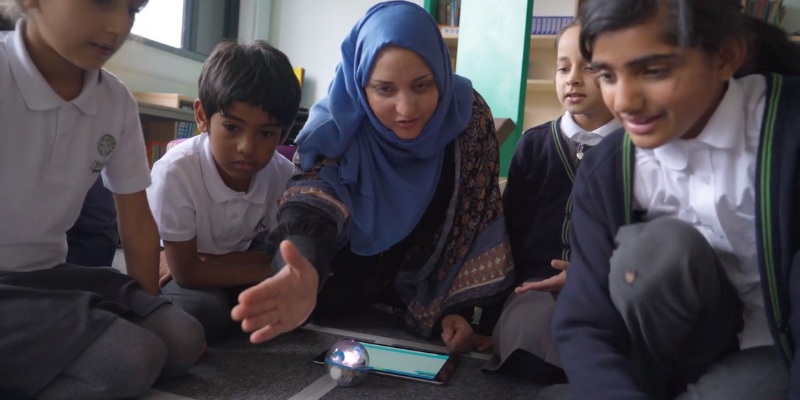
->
0, 14, 13, 30
0, 0, 19, 30
199, 40, 302, 139
554, 20, 581, 51
578, 0, 800, 78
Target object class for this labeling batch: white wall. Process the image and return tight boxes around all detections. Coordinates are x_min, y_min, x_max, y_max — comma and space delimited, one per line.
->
785, 0, 800, 34
269, 0, 424, 108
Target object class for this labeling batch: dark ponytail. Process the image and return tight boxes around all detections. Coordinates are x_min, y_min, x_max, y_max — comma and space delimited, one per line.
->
739, 17, 800, 76
578, 0, 800, 77
0, 0, 21, 31
0, 15, 13, 31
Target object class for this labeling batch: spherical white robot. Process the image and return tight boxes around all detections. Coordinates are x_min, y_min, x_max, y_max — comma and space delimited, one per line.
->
324, 339, 370, 387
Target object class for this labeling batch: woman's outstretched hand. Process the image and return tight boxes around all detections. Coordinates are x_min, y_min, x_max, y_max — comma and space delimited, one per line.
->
441, 314, 492, 353
231, 240, 319, 343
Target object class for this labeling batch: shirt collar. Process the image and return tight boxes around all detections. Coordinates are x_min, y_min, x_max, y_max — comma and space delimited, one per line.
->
560, 111, 623, 146
198, 133, 270, 204
6, 20, 98, 115
652, 78, 745, 171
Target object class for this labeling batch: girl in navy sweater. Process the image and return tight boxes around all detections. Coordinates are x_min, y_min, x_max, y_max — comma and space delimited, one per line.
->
551, 0, 800, 399
483, 22, 620, 383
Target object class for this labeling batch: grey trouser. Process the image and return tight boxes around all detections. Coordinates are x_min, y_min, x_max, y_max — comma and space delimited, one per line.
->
546, 217, 789, 400
161, 282, 246, 343
0, 265, 205, 399
483, 285, 565, 384
35, 304, 205, 400
159, 232, 270, 343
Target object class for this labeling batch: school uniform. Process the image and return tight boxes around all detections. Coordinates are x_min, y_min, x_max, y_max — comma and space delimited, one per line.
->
552, 73, 800, 400
149, 133, 294, 342
484, 113, 621, 383
0, 22, 203, 399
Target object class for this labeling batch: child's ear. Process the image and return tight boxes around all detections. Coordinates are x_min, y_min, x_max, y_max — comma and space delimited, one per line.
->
715, 35, 748, 82
194, 99, 209, 133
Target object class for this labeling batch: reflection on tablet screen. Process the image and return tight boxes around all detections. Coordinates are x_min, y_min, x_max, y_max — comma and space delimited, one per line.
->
359, 342, 449, 380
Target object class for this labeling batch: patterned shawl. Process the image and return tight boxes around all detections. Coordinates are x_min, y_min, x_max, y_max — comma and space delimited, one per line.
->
279, 92, 515, 337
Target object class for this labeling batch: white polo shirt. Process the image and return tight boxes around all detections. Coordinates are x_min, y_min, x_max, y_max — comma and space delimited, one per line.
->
147, 133, 294, 255
0, 24, 151, 273
633, 75, 769, 350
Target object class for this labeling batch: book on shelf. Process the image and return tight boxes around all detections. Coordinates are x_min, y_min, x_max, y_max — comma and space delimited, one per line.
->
744, 0, 787, 27
175, 102, 198, 139
135, 91, 200, 150
438, 0, 461, 27
294, 67, 305, 89
531, 16, 574, 35
139, 106, 198, 168
145, 141, 169, 169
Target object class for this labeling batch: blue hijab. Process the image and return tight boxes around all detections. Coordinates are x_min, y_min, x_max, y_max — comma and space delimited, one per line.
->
294, 1, 474, 256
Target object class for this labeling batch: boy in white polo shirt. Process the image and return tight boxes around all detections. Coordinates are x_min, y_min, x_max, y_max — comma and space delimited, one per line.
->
0, 1, 204, 400
149, 40, 301, 343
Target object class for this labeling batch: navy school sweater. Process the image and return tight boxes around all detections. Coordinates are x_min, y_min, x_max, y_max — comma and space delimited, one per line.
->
505, 118, 589, 283
551, 73, 800, 400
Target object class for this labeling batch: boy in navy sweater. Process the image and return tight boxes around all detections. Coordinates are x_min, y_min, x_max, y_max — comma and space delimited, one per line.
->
552, 0, 800, 399
483, 22, 620, 383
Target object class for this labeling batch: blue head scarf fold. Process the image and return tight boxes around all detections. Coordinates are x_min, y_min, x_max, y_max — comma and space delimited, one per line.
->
294, 1, 474, 256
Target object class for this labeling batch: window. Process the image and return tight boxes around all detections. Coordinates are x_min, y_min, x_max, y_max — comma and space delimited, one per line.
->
131, 0, 240, 59
131, 0, 184, 49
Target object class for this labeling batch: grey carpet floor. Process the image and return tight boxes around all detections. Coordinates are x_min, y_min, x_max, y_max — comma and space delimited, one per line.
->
151, 320, 546, 400
111, 251, 564, 400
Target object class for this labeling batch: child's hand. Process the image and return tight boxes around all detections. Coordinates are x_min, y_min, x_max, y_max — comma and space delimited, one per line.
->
159, 251, 172, 287
231, 240, 319, 343
515, 260, 569, 294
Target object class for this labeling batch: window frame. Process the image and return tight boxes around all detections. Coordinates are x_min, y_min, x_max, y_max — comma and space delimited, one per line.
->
136, 0, 240, 62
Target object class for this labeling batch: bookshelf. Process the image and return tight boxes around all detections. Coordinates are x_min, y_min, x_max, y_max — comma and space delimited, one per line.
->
442, 31, 459, 48
439, 19, 800, 138
429, 0, 800, 176
525, 30, 563, 130
527, 79, 556, 91
134, 92, 199, 169
138, 102, 195, 122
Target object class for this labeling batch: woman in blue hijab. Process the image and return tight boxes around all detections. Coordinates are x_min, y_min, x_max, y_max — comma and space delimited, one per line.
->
232, 1, 514, 353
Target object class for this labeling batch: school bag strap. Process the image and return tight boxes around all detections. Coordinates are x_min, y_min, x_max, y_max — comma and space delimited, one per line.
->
757, 72, 800, 363
621, 133, 634, 225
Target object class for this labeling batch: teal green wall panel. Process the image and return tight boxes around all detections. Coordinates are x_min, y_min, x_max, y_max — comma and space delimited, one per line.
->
424, 0, 440, 16
455, 0, 532, 176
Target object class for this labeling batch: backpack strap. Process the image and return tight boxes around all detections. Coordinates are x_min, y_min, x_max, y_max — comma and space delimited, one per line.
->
757, 72, 794, 361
